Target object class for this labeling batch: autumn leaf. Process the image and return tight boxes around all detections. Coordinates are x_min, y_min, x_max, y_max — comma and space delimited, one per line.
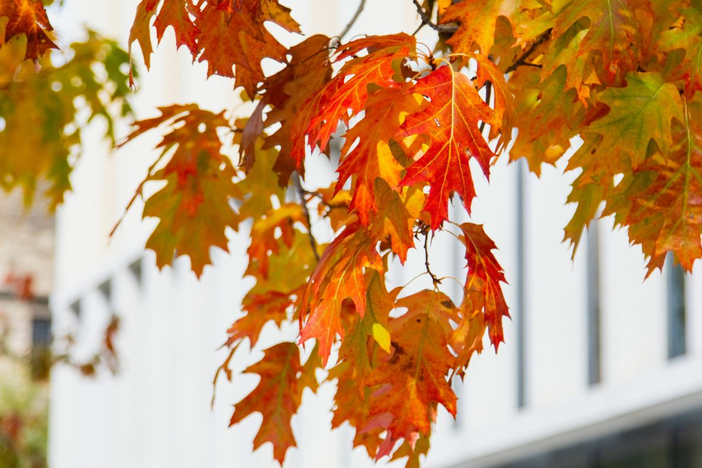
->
226, 230, 318, 351
451, 299, 486, 379
247, 203, 306, 279
459, 223, 509, 350
118, 104, 236, 277
334, 267, 397, 387
395, 290, 459, 335
330, 367, 383, 456
230, 342, 318, 465
127, 0, 158, 72
1, 0, 58, 61
337, 83, 423, 225
327, 268, 398, 456
608, 97, 702, 274
194, 0, 298, 94
299, 226, 383, 366
563, 173, 606, 255
400, 65, 497, 229
509, 65, 581, 174
659, 4, 702, 96
295, 33, 417, 168
548, 0, 654, 82
365, 293, 457, 458
391, 434, 430, 468
260, 34, 332, 183
474, 52, 516, 150
439, 0, 518, 55
231, 137, 286, 222
153, 0, 199, 55
128, 0, 299, 95
586, 72, 684, 168
128, 0, 198, 80
0, 33, 132, 207
371, 180, 424, 264
540, 18, 597, 101
22, 2, 702, 467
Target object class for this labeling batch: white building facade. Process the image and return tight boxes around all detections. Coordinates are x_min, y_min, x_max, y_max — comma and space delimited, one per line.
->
48, 1, 702, 467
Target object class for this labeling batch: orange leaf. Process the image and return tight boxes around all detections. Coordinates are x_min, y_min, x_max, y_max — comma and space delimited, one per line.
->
337, 83, 422, 225
440, 0, 518, 55
291, 34, 416, 168
152, 0, 199, 56
365, 293, 457, 457
230, 342, 318, 465
128, 0, 298, 95
400, 65, 497, 229
371, 179, 422, 264
299, 226, 382, 366
195, 0, 295, 94
119, 104, 236, 278
260, 35, 332, 183
459, 223, 509, 350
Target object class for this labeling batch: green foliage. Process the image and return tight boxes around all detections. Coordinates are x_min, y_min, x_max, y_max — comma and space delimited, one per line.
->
0, 30, 133, 207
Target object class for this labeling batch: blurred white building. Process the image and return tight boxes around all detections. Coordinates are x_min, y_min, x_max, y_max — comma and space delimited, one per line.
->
48, 1, 702, 468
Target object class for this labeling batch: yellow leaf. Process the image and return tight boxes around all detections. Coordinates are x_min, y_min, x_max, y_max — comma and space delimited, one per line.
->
372, 323, 391, 352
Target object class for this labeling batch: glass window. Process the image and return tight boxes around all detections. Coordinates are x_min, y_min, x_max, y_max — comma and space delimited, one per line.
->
666, 254, 686, 359
32, 317, 51, 347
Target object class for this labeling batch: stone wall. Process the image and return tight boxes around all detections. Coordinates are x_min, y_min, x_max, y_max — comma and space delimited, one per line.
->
0, 186, 54, 357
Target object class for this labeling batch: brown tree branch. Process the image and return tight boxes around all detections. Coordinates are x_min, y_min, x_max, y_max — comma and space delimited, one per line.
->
414, 221, 442, 287
424, 231, 442, 287
411, 0, 457, 34
293, 174, 321, 262
504, 29, 552, 74
339, 0, 367, 41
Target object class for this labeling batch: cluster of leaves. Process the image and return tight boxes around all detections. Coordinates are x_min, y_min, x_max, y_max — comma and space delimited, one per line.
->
4, 0, 702, 466
0, 0, 133, 207
120, 24, 509, 464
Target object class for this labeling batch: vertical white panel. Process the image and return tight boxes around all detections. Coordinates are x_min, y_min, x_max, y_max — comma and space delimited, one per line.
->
687, 270, 701, 358
523, 159, 588, 409
599, 217, 667, 384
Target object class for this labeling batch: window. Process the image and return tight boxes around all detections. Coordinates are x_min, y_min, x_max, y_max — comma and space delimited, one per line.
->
516, 159, 527, 409
586, 222, 601, 385
496, 408, 702, 468
666, 254, 686, 359
32, 317, 51, 348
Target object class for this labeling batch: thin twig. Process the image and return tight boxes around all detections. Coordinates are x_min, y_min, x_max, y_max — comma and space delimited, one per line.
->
504, 29, 552, 74
301, 189, 348, 212
339, 0, 367, 41
419, 224, 442, 287
293, 174, 321, 262
411, 0, 457, 34
412, 21, 426, 36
